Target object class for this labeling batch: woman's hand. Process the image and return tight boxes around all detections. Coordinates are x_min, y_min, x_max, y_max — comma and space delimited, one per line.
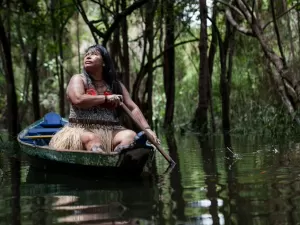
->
106, 94, 123, 108
145, 128, 161, 145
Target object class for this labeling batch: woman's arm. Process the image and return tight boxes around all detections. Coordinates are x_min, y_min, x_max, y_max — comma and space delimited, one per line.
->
67, 75, 106, 108
121, 83, 160, 144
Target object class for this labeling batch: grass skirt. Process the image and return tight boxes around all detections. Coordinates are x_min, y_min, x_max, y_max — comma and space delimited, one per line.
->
49, 123, 124, 152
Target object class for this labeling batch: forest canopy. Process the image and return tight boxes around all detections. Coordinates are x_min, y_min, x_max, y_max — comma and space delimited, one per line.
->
1, 0, 300, 139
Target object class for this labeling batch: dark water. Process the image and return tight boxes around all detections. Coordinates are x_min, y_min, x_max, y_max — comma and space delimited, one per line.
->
1, 133, 300, 225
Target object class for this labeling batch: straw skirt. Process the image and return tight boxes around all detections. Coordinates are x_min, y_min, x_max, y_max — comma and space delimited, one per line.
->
49, 123, 124, 152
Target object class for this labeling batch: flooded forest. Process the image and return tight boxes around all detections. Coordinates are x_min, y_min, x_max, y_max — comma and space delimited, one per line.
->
1, 0, 300, 225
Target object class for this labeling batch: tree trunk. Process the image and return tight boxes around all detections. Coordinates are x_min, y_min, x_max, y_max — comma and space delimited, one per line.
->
132, 22, 148, 107
16, 16, 40, 121
110, 0, 121, 72
143, 1, 158, 126
132, 38, 199, 109
252, 20, 300, 123
193, 0, 209, 133
30, 46, 40, 121
163, 0, 175, 127
57, 1, 66, 117
50, 0, 61, 116
298, 0, 300, 58
121, 0, 130, 91
221, 21, 236, 133
208, 4, 218, 133
0, 18, 19, 139
58, 36, 65, 117
219, 20, 234, 133
76, 11, 81, 72
270, 0, 286, 66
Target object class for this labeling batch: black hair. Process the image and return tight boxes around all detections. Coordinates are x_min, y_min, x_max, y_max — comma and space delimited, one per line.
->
83, 44, 122, 95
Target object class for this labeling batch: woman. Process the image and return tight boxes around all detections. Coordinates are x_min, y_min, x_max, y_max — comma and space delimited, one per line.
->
49, 44, 158, 153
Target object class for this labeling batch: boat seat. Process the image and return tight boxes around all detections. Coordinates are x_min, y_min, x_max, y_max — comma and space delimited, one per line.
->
40, 112, 64, 128
27, 128, 61, 135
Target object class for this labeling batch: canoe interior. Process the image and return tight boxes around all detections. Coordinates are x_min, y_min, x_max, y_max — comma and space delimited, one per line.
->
17, 112, 156, 175
18, 112, 68, 146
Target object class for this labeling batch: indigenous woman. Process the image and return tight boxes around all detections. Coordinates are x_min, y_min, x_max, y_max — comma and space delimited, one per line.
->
49, 45, 158, 153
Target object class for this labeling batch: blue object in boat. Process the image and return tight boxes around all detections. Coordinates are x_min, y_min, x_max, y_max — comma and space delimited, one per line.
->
40, 112, 64, 128
134, 131, 152, 148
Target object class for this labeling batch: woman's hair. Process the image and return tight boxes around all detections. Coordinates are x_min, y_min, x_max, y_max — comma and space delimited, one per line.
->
83, 45, 122, 95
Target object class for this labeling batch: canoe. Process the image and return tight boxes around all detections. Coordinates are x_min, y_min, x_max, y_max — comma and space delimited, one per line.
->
17, 112, 156, 177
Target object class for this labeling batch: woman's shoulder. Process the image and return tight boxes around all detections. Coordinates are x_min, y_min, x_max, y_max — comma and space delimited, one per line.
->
70, 74, 87, 84
71, 74, 85, 80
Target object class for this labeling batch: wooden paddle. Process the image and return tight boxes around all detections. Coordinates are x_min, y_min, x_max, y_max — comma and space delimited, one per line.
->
119, 102, 176, 166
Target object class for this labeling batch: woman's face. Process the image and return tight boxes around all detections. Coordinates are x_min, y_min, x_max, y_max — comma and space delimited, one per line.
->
83, 49, 104, 72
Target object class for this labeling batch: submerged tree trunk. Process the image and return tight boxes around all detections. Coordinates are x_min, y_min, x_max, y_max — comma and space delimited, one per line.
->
224, 26, 235, 133
219, 19, 236, 134
144, 1, 156, 126
0, 17, 19, 138
163, 0, 175, 127
208, 4, 218, 133
193, 0, 209, 133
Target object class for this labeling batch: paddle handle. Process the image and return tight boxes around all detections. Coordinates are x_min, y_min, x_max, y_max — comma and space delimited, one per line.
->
120, 103, 175, 165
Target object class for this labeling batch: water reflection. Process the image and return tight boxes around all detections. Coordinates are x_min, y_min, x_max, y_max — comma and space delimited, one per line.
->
223, 133, 239, 225
168, 130, 185, 223
22, 167, 157, 224
10, 156, 21, 225
2, 133, 300, 224
198, 137, 222, 225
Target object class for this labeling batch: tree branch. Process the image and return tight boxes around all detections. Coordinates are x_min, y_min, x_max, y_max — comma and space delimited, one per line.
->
90, 0, 115, 14
263, 3, 299, 30
269, 0, 286, 66
74, 0, 102, 43
90, 19, 104, 24
235, 0, 256, 22
215, 0, 244, 17
102, 0, 149, 46
225, 8, 254, 36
